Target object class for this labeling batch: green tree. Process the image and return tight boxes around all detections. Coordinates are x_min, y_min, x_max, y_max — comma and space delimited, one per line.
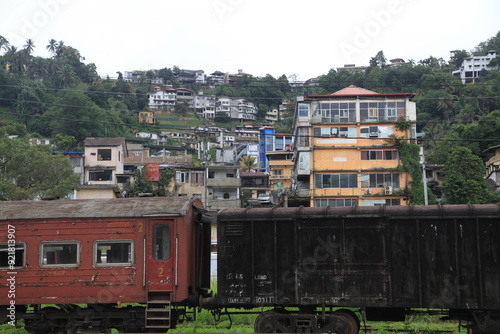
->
441, 147, 490, 204
239, 155, 258, 172
0, 135, 78, 200
125, 167, 174, 197
46, 39, 58, 56
52, 134, 78, 151
369, 50, 387, 68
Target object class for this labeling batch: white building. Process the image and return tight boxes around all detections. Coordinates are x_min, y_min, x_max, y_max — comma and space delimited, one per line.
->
147, 87, 195, 111
194, 93, 216, 119
452, 50, 498, 83
216, 97, 257, 121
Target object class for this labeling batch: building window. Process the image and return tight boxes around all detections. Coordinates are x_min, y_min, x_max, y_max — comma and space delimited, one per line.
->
361, 173, 400, 189
361, 150, 399, 160
297, 127, 309, 147
0, 243, 25, 269
298, 103, 309, 117
176, 171, 189, 183
191, 171, 204, 184
360, 102, 405, 122
97, 149, 112, 161
314, 126, 356, 138
41, 242, 79, 267
153, 225, 170, 261
315, 199, 358, 207
360, 126, 394, 138
319, 102, 356, 122
315, 174, 358, 189
89, 170, 112, 181
95, 240, 133, 266
375, 199, 401, 206
273, 169, 284, 177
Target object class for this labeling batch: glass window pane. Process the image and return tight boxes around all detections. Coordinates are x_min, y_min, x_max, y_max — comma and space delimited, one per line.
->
153, 224, 171, 261
41, 242, 79, 267
331, 174, 340, 188
349, 174, 357, 188
95, 241, 133, 265
0, 243, 25, 268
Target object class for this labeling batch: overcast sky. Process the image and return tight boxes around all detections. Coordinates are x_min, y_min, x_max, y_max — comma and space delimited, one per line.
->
1, 0, 499, 81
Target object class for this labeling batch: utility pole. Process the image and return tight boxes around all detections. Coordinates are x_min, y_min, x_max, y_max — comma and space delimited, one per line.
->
420, 145, 428, 205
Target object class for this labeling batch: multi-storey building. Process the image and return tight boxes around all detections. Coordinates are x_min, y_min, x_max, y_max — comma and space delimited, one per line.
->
452, 50, 498, 83
266, 150, 294, 197
484, 144, 500, 192
259, 127, 293, 172
289, 85, 417, 207
148, 87, 177, 110
265, 108, 279, 123
138, 110, 155, 124
216, 96, 257, 122
205, 164, 241, 210
194, 93, 216, 119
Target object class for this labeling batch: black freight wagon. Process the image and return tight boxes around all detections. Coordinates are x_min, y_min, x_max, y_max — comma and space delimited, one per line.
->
216, 204, 500, 333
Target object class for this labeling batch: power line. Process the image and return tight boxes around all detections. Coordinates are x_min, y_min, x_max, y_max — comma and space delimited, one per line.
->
2, 110, 498, 145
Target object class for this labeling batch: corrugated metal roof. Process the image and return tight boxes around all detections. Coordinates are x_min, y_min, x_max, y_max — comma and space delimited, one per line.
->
0, 197, 203, 220
84, 138, 126, 147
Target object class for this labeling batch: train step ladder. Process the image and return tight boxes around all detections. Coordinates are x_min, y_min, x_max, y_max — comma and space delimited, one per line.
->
145, 300, 171, 329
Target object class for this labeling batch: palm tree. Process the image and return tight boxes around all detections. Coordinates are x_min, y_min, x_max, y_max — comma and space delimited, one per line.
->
239, 155, 259, 172
0, 35, 9, 54
46, 39, 58, 56
24, 39, 35, 55
55, 40, 65, 57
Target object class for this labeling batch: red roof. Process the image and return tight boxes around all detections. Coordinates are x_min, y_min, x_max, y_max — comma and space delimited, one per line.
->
331, 85, 379, 96
307, 85, 415, 99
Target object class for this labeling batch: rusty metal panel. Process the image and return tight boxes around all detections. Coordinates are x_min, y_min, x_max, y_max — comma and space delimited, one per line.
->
0, 197, 203, 220
217, 204, 500, 312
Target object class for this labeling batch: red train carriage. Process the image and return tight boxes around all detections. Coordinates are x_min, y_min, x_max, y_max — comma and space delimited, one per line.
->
0, 197, 211, 333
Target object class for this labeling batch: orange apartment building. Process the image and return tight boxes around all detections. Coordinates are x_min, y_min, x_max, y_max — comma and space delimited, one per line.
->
266, 150, 294, 194
290, 86, 417, 207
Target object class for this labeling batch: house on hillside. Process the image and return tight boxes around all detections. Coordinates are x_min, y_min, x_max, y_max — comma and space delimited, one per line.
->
452, 50, 498, 83
75, 138, 130, 199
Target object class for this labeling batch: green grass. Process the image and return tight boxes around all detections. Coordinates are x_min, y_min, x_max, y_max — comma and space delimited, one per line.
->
1, 309, 467, 334
155, 111, 203, 129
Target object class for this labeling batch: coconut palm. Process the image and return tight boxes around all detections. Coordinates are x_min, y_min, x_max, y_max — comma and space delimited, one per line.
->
0, 35, 9, 54
55, 40, 66, 57
24, 39, 35, 54
239, 155, 259, 172
46, 39, 58, 56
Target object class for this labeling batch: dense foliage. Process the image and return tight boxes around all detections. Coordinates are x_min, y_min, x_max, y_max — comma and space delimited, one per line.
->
1, 31, 500, 203
0, 132, 78, 200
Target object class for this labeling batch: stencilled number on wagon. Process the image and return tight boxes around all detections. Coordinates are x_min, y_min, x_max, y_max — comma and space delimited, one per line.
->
226, 273, 244, 280
138, 223, 144, 232
158, 267, 164, 277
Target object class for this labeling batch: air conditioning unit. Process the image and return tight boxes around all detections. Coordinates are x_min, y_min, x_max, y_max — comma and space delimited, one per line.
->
385, 186, 393, 195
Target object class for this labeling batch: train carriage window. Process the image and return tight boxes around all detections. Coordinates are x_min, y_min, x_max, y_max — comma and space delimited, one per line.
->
153, 224, 171, 261
0, 243, 26, 269
94, 240, 133, 266
40, 242, 79, 267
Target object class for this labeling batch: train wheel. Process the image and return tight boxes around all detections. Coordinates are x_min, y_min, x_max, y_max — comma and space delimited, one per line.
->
333, 309, 360, 334
254, 309, 292, 333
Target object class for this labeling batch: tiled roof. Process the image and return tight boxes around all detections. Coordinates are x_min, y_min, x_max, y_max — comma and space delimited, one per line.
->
331, 85, 379, 96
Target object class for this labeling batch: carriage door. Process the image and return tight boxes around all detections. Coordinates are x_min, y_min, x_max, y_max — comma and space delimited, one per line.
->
146, 220, 175, 294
